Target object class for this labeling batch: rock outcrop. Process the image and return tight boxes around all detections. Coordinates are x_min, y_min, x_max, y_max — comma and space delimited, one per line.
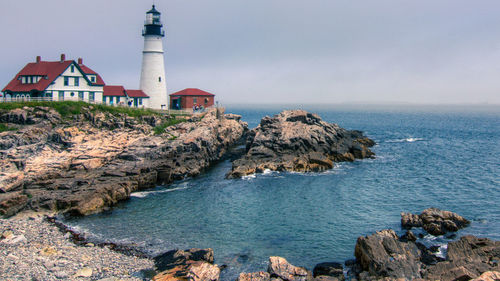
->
354, 229, 422, 280
423, 236, 500, 281
227, 110, 375, 178
352, 209, 499, 281
401, 208, 470, 236
153, 248, 220, 281
0, 106, 247, 217
238, 256, 312, 281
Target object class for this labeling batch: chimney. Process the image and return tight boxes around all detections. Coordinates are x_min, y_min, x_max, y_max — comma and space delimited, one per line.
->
78, 58, 83, 65
60, 54, 66, 62
36, 56, 41, 63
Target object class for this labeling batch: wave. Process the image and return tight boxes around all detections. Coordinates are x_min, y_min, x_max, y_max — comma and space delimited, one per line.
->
130, 186, 189, 198
386, 137, 424, 143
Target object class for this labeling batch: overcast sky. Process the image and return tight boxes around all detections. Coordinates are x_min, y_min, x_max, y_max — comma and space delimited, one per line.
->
1, 0, 500, 105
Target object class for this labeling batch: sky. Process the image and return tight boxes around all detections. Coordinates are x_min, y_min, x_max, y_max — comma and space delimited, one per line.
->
1, 0, 500, 105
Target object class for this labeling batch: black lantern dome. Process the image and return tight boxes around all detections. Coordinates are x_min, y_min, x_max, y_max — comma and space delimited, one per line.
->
143, 5, 164, 37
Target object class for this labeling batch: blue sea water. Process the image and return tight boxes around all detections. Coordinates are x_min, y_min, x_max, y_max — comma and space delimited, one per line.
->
63, 105, 500, 280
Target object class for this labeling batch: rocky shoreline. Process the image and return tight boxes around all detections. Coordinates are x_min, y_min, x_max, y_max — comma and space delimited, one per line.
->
227, 110, 375, 178
0, 105, 247, 217
2, 105, 499, 280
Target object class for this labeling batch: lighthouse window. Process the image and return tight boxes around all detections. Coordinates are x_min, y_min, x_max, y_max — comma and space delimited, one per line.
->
158, 77, 161, 82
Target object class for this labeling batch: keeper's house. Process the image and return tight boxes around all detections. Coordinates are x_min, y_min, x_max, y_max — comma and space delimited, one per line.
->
2, 54, 105, 102
2, 54, 150, 108
169, 88, 215, 110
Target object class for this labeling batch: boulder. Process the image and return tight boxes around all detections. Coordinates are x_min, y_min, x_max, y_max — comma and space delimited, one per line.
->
354, 229, 422, 280
237, 271, 271, 281
153, 261, 220, 281
154, 248, 214, 272
153, 248, 219, 281
401, 208, 470, 236
227, 110, 374, 178
268, 256, 311, 281
313, 262, 344, 280
471, 271, 500, 281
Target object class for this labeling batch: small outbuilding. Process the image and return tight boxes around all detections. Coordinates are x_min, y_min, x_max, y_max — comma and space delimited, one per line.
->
169, 88, 215, 111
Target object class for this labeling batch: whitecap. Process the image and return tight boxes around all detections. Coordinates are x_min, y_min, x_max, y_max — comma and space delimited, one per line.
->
130, 186, 189, 198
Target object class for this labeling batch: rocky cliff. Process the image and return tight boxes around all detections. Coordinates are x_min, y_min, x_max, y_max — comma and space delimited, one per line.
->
227, 110, 375, 178
0, 105, 247, 217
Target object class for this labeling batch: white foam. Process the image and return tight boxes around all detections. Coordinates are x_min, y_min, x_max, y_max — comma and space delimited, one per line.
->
386, 137, 424, 143
130, 186, 189, 198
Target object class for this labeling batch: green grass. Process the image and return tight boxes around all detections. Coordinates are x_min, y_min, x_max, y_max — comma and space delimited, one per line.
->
0, 101, 162, 118
154, 119, 184, 135
0, 123, 17, 132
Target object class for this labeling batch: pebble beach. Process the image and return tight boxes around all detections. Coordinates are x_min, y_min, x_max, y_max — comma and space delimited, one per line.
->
0, 212, 154, 281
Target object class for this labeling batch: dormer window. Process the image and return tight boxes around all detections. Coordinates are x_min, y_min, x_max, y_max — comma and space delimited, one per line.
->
71, 65, 75, 73
90, 76, 96, 83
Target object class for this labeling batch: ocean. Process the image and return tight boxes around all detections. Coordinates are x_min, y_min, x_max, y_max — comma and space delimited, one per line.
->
62, 104, 500, 280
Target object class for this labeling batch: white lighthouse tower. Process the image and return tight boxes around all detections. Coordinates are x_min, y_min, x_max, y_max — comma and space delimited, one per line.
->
140, 5, 168, 109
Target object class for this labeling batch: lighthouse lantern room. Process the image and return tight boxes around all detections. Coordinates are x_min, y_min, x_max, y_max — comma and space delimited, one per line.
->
140, 5, 168, 109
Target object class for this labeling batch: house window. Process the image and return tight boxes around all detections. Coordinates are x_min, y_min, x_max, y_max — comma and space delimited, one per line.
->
70, 92, 75, 97
205, 98, 209, 104
91, 76, 96, 82
71, 65, 75, 73
139, 99, 143, 105
193, 97, 197, 104
74, 77, 79, 86
116, 96, 120, 104
89, 92, 95, 102
78, 91, 84, 100
64, 77, 69, 86
59, 91, 64, 101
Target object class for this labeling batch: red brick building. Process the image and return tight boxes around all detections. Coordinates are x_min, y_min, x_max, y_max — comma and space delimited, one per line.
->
169, 88, 215, 110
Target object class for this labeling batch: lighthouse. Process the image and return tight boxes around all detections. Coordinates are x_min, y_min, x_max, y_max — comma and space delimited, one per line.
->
140, 5, 168, 109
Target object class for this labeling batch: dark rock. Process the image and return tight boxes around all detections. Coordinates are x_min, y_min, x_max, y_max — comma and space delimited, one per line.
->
399, 230, 417, 242
0, 192, 28, 218
401, 208, 470, 236
227, 110, 374, 178
354, 229, 422, 280
154, 248, 214, 272
313, 262, 344, 280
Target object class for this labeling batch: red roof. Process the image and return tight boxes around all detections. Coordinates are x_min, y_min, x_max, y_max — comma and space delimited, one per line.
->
2, 58, 106, 93
2, 60, 73, 92
78, 64, 105, 86
126, 89, 149, 98
103, 85, 126, 96
170, 88, 215, 96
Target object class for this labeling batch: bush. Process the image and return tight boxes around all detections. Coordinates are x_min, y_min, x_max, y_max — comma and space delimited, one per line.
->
0, 123, 16, 132
154, 119, 184, 135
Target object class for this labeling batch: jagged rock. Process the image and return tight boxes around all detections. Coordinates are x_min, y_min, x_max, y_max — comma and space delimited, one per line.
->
313, 262, 344, 280
237, 271, 271, 281
154, 248, 214, 272
399, 230, 417, 242
153, 248, 219, 281
354, 229, 422, 280
0, 192, 28, 217
227, 110, 374, 178
471, 271, 500, 281
268, 256, 311, 281
0, 107, 247, 217
401, 208, 470, 236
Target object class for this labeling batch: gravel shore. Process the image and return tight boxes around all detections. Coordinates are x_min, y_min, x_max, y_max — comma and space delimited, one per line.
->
0, 212, 154, 280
